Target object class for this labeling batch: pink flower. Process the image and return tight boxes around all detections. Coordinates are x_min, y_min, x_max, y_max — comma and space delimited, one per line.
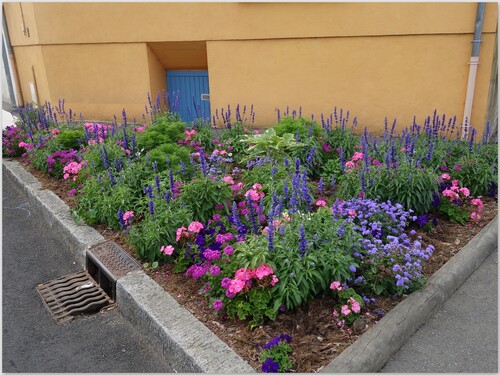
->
352, 152, 363, 162
252, 183, 262, 190
459, 187, 470, 197
470, 212, 481, 222
188, 221, 204, 233
235, 268, 254, 282
348, 209, 357, 217
253, 130, 260, 134
255, 263, 274, 279
160, 245, 174, 255
270, 275, 279, 286
442, 189, 459, 200
345, 161, 355, 169
350, 297, 361, 313
316, 199, 327, 207
176, 227, 187, 241
452, 180, 459, 186
222, 175, 234, 184
228, 279, 245, 294
322, 143, 332, 152
51, 128, 60, 136
440, 173, 451, 180
332, 309, 339, 317
330, 281, 342, 291
341, 305, 351, 316
123, 211, 134, 221
245, 189, 260, 201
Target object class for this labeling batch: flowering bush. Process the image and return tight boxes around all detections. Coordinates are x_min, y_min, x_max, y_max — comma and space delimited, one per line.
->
2, 126, 27, 157
260, 334, 293, 373
330, 281, 364, 326
7, 98, 497, 342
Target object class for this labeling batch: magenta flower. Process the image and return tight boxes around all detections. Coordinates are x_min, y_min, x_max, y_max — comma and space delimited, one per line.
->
212, 299, 223, 311
223, 246, 234, 255
209, 265, 221, 276
255, 263, 273, 280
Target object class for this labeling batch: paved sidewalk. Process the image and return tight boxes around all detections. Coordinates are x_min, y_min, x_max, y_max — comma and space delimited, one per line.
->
382, 248, 498, 373
2, 173, 173, 372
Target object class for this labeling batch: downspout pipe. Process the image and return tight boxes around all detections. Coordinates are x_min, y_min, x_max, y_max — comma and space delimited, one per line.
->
462, 2, 486, 139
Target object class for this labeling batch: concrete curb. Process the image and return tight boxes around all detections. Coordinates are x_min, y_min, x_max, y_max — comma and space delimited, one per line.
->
2, 159, 254, 373
322, 215, 498, 373
5, 158, 498, 373
2, 159, 104, 268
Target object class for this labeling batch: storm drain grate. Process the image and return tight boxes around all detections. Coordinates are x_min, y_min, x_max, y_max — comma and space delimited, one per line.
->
86, 240, 141, 301
36, 271, 113, 324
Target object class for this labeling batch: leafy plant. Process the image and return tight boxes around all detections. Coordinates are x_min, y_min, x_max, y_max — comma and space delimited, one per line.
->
260, 335, 293, 373
180, 177, 233, 223
240, 128, 305, 163
137, 119, 186, 151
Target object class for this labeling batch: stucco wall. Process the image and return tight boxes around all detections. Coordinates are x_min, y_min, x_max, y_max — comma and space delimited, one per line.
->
147, 45, 167, 109
208, 32, 496, 132
5, 3, 496, 45
3, 2, 498, 132
40, 43, 152, 122
12, 45, 50, 105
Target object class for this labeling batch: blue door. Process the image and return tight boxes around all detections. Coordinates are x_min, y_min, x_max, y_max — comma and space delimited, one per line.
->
166, 70, 210, 123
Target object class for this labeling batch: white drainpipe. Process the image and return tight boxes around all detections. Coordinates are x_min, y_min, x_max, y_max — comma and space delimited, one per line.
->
462, 2, 486, 138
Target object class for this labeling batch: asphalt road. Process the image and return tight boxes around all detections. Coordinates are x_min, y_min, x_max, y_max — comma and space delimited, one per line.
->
2, 172, 173, 372
382, 248, 498, 373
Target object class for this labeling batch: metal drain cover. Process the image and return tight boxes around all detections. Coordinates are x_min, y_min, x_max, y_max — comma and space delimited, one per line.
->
36, 271, 113, 324
87, 240, 141, 280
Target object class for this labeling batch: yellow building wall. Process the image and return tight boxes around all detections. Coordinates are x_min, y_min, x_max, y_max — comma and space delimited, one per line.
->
40, 43, 153, 122
8, 2, 496, 44
3, 2, 498, 132
207, 32, 496, 132
147, 45, 167, 108
12, 45, 50, 105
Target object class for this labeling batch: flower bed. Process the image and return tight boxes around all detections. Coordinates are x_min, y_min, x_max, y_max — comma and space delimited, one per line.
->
4, 97, 497, 372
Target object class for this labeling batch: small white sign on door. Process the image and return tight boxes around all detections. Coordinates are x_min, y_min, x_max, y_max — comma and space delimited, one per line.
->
29, 81, 37, 104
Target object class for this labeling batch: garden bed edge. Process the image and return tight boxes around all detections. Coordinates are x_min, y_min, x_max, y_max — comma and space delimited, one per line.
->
321, 214, 498, 373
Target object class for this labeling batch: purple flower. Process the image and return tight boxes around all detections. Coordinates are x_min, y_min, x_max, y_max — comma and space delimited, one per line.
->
209, 265, 221, 276
213, 299, 223, 311
262, 358, 280, 373
349, 265, 357, 273
221, 278, 232, 289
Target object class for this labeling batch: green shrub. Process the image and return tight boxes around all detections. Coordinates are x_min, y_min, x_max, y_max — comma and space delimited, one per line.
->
57, 129, 85, 150
148, 143, 193, 173
137, 119, 186, 151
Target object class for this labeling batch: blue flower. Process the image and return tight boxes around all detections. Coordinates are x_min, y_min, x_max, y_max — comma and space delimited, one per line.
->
262, 358, 280, 373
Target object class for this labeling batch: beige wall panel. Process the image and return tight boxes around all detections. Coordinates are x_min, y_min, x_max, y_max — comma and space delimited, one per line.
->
12, 46, 50, 105
40, 43, 151, 122
207, 34, 494, 133
147, 45, 167, 103
23, 2, 497, 45
4, 2, 40, 46
148, 42, 208, 70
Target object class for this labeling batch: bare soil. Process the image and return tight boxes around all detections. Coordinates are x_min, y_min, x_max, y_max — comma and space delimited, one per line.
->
21, 160, 498, 373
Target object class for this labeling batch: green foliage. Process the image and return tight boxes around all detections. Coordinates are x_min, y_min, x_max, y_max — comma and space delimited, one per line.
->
454, 155, 497, 197
180, 177, 233, 223
325, 127, 359, 161
137, 120, 186, 151
274, 116, 325, 140
148, 143, 193, 173
57, 129, 85, 150
437, 199, 469, 225
339, 163, 439, 215
240, 128, 305, 163
128, 200, 193, 262
261, 341, 293, 373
